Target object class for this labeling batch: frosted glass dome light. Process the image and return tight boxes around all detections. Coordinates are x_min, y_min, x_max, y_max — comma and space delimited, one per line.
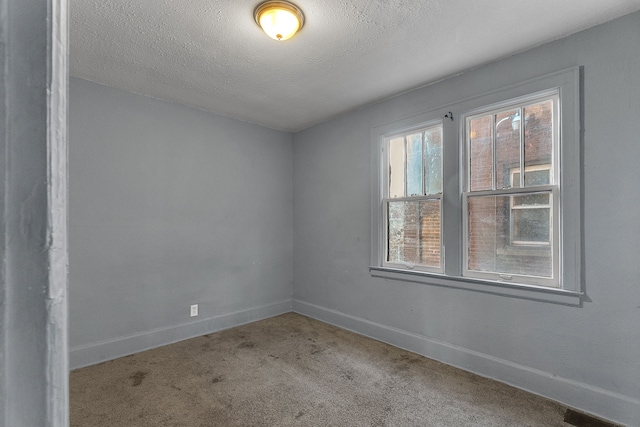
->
254, 1, 305, 41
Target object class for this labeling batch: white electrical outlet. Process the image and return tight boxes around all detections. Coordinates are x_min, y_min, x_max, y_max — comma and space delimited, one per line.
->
190, 304, 198, 317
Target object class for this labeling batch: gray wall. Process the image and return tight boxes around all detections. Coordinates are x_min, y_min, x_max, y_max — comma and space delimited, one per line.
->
293, 12, 640, 425
69, 77, 293, 368
1, 0, 68, 425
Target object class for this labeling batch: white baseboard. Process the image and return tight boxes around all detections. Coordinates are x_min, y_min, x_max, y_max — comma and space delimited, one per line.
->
70, 299, 292, 370
293, 299, 639, 426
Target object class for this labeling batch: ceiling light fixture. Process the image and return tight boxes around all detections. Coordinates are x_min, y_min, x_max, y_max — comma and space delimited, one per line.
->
254, 1, 304, 41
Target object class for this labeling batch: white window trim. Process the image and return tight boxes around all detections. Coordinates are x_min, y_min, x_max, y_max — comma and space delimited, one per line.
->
370, 66, 583, 303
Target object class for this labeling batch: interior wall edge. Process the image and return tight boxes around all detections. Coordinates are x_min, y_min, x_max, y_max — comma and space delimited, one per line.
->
70, 299, 292, 370
292, 299, 639, 426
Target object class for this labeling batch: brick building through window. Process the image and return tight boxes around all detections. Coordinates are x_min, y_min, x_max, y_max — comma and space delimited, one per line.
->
465, 96, 556, 280
373, 67, 581, 294
385, 124, 443, 271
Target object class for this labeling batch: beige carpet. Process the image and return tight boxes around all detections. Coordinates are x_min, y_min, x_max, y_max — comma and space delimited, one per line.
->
71, 313, 574, 426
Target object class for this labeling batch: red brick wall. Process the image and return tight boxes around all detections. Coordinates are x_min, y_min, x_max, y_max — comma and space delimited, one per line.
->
388, 201, 441, 268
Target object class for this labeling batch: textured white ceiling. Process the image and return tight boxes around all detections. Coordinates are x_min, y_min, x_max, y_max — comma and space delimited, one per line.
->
70, 0, 640, 132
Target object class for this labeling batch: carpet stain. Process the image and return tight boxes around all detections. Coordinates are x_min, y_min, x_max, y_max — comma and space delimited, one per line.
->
237, 341, 256, 349
211, 376, 223, 384
129, 371, 147, 386
295, 411, 305, 419
340, 370, 354, 381
396, 354, 420, 364
392, 354, 422, 373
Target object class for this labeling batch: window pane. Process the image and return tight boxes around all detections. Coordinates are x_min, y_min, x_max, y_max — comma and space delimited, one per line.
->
406, 133, 423, 196
512, 208, 550, 244
468, 195, 552, 277
388, 200, 441, 268
419, 200, 442, 268
469, 116, 493, 191
389, 136, 405, 198
425, 126, 442, 195
512, 192, 549, 206
524, 100, 554, 184
524, 168, 549, 186
495, 109, 521, 189
513, 168, 550, 188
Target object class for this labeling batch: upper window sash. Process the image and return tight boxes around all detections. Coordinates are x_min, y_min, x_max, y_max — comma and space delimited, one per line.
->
383, 123, 443, 199
463, 91, 560, 194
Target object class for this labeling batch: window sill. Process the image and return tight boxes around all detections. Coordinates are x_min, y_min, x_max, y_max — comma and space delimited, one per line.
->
369, 266, 583, 306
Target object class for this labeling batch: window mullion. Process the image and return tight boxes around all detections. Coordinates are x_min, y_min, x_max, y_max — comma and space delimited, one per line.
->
519, 107, 525, 188
464, 118, 469, 192
420, 132, 426, 262
422, 131, 427, 196
403, 136, 408, 197
491, 114, 497, 191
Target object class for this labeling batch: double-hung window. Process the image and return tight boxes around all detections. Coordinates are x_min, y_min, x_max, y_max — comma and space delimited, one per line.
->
371, 67, 581, 299
383, 124, 443, 272
462, 93, 560, 287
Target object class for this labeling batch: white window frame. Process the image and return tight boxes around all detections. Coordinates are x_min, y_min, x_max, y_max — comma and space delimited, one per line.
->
370, 67, 582, 303
382, 123, 444, 273
462, 91, 560, 288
